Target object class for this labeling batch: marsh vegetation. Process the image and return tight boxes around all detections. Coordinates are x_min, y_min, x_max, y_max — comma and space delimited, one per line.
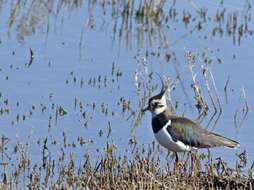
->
0, 0, 253, 189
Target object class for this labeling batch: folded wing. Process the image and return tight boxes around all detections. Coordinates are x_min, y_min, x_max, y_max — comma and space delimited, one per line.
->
167, 117, 239, 149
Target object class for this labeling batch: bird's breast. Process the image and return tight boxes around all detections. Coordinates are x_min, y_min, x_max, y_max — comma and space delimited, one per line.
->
154, 122, 191, 152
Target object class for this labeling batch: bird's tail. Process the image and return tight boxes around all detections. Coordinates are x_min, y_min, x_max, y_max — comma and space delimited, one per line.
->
210, 133, 239, 148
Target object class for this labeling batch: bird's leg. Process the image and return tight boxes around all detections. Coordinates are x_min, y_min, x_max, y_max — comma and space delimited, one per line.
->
190, 151, 197, 176
173, 152, 180, 175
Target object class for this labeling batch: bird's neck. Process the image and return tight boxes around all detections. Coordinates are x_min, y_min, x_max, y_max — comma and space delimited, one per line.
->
151, 107, 167, 118
152, 109, 172, 133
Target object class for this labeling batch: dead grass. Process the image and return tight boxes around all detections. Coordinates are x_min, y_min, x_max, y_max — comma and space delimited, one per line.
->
0, 140, 252, 189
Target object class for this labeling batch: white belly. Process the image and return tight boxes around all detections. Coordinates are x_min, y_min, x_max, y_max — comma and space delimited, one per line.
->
154, 123, 191, 152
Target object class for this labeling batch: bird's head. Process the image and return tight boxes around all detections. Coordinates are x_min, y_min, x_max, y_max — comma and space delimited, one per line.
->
142, 74, 168, 116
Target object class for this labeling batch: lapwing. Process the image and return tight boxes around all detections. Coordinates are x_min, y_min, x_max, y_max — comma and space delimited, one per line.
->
142, 74, 239, 173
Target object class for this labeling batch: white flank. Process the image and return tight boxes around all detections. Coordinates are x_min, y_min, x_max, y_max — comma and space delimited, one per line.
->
154, 120, 192, 152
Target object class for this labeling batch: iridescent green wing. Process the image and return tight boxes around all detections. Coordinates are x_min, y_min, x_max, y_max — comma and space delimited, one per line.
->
167, 117, 215, 148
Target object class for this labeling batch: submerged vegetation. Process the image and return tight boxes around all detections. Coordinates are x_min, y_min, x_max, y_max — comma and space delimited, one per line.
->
0, 0, 253, 189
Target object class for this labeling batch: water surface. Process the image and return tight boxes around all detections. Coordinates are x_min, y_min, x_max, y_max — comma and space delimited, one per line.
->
0, 0, 253, 173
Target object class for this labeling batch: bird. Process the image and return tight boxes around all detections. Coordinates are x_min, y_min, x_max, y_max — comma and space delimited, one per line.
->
142, 74, 239, 173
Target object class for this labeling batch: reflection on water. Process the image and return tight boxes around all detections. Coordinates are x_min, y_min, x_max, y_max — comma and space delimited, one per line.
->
0, 0, 253, 188
7, 0, 83, 41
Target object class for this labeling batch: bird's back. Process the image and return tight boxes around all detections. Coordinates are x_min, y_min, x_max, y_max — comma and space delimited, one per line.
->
152, 109, 239, 149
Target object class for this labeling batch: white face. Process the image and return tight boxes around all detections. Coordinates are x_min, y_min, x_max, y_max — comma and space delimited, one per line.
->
148, 94, 167, 116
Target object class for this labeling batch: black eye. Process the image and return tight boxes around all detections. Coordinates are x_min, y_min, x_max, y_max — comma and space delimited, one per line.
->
150, 102, 158, 110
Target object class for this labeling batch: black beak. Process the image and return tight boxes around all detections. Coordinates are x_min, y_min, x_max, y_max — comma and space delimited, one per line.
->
141, 106, 149, 113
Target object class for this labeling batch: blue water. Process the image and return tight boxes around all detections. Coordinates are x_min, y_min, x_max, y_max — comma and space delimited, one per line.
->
0, 0, 253, 170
